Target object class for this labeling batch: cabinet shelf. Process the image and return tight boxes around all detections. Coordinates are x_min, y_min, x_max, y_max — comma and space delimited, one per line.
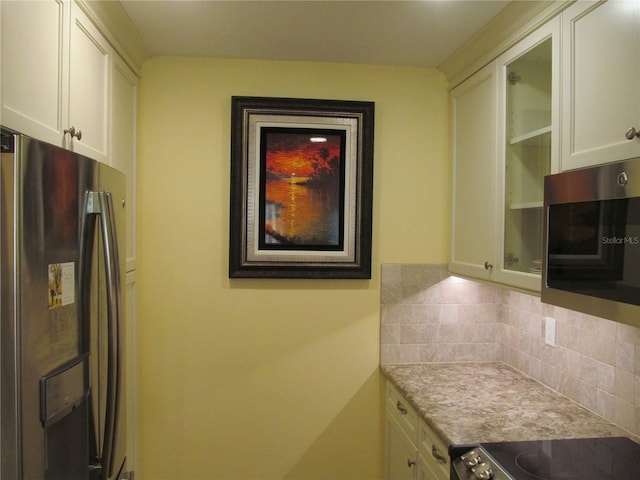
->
509, 126, 551, 146
509, 201, 543, 210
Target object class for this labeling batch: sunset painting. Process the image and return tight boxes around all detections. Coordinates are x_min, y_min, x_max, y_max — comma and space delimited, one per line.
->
259, 127, 346, 249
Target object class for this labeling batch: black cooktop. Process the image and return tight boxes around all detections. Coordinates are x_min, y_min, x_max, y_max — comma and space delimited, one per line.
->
480, 437, 640, 480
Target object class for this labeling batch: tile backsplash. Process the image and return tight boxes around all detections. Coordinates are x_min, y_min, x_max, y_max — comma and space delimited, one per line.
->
380, 263, 640, 437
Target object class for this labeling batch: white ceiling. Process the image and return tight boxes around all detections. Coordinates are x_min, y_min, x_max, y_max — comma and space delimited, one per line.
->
119, 0, 511, 68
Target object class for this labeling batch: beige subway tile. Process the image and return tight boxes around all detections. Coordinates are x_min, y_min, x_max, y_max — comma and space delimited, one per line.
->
381, 263, 401, 285
614, 398, 636, 434
581, 330, 616, 366
400, 324, 421, 344
419, 304, 440, 324
380, 344, 401, 364
540, 342, 564, 367
396, 344, 422, 363
616, 322, 640, 344
400, 264, 429, 286
540, 362, 561, 390
381, 304, 421, 325
439, 304, 459, 324
595, 388, 616, 421
579, 355, 598, 387
381, 283, 402, 305
380, 325, 401, 345
579, 382, 598, 413
564, 350, 582, 377
616, 340, 636, 373
615, 370, 636, 403
421, 284, 440, 304
556, 321, 582, 353
401, 283, 429, 304
596, 361, 616, 394
439, 282, 463, 304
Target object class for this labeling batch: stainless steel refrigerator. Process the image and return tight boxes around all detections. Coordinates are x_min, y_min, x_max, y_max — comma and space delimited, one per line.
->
1, 128, 130, 480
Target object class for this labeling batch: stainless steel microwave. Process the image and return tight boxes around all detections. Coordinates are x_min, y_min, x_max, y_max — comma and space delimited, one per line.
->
542, 157, 640, 328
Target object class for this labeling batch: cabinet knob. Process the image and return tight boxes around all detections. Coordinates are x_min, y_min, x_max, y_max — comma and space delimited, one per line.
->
407, 459, 416, 468
396, 401, 408, 415
625, 127, 640, 140
64, 126, 82, 141
484, 261, 493, 271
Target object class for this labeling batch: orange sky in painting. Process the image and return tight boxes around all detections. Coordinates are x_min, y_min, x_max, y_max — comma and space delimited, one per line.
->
265, 132, 342, 177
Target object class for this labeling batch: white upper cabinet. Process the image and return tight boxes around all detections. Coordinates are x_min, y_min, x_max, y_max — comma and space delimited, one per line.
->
2, 0, 137, 269
494, 18, 560, 291
561, 0, 640, 170
450, 18, 559, 292
1, 0, 113, 164
68, 3, 111, 163
1, 0, 69, 143
450, 62, 499, 283
110, 55, 138, 272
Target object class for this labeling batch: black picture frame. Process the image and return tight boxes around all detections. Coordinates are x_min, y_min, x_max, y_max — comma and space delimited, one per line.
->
229, 96, 375, 279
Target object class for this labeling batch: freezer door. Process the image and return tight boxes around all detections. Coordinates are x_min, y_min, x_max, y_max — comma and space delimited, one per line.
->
1, 130, 96, 480
86, 163, 128, 480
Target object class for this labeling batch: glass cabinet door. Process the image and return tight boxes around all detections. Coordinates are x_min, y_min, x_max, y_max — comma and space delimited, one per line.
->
503, 37, 552, 277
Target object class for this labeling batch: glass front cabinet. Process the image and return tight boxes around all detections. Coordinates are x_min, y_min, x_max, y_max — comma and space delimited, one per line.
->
496, 18, 559, 291
450, 17, 559, 292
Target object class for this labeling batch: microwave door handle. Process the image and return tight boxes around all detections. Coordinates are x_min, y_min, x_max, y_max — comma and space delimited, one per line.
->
87, 191, 122, 479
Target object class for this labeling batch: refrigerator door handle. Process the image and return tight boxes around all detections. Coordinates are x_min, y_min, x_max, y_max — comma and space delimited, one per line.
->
87, 191, 122, 479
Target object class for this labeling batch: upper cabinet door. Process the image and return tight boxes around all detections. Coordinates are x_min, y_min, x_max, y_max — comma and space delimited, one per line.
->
494, 17, 559, 292
1, 0, 113, 164
1, 0, 69, 145
561, 0, 640, 170
110, 55, 138, 272
449, 62, 499, 282
68, 2, 111, 163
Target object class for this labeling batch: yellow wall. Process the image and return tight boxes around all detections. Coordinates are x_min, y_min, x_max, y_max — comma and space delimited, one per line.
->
136, 57, 450, 479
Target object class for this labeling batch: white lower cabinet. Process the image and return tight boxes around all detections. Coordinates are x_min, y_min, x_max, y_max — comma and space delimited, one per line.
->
417, 418, 450, 480
386, 382, 419, 479
385, 381, 448, 480
417, 455, 438, 480
387, 414, 418, 480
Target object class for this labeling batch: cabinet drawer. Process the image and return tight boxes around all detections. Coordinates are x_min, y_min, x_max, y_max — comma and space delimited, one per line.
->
417, 453, 439, 480
386, 415, 418, 480
386, 381, 418, 444
418, 418, 449, 480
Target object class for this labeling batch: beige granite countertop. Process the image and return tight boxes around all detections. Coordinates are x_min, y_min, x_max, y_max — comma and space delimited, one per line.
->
381, 362, 638, 447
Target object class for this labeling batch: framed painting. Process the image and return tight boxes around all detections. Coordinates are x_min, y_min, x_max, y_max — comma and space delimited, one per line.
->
229, 96, 375, 278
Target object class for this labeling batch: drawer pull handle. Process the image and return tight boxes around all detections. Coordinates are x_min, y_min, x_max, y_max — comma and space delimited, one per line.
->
396, 401, 408, 415
432, 445, 447, 464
